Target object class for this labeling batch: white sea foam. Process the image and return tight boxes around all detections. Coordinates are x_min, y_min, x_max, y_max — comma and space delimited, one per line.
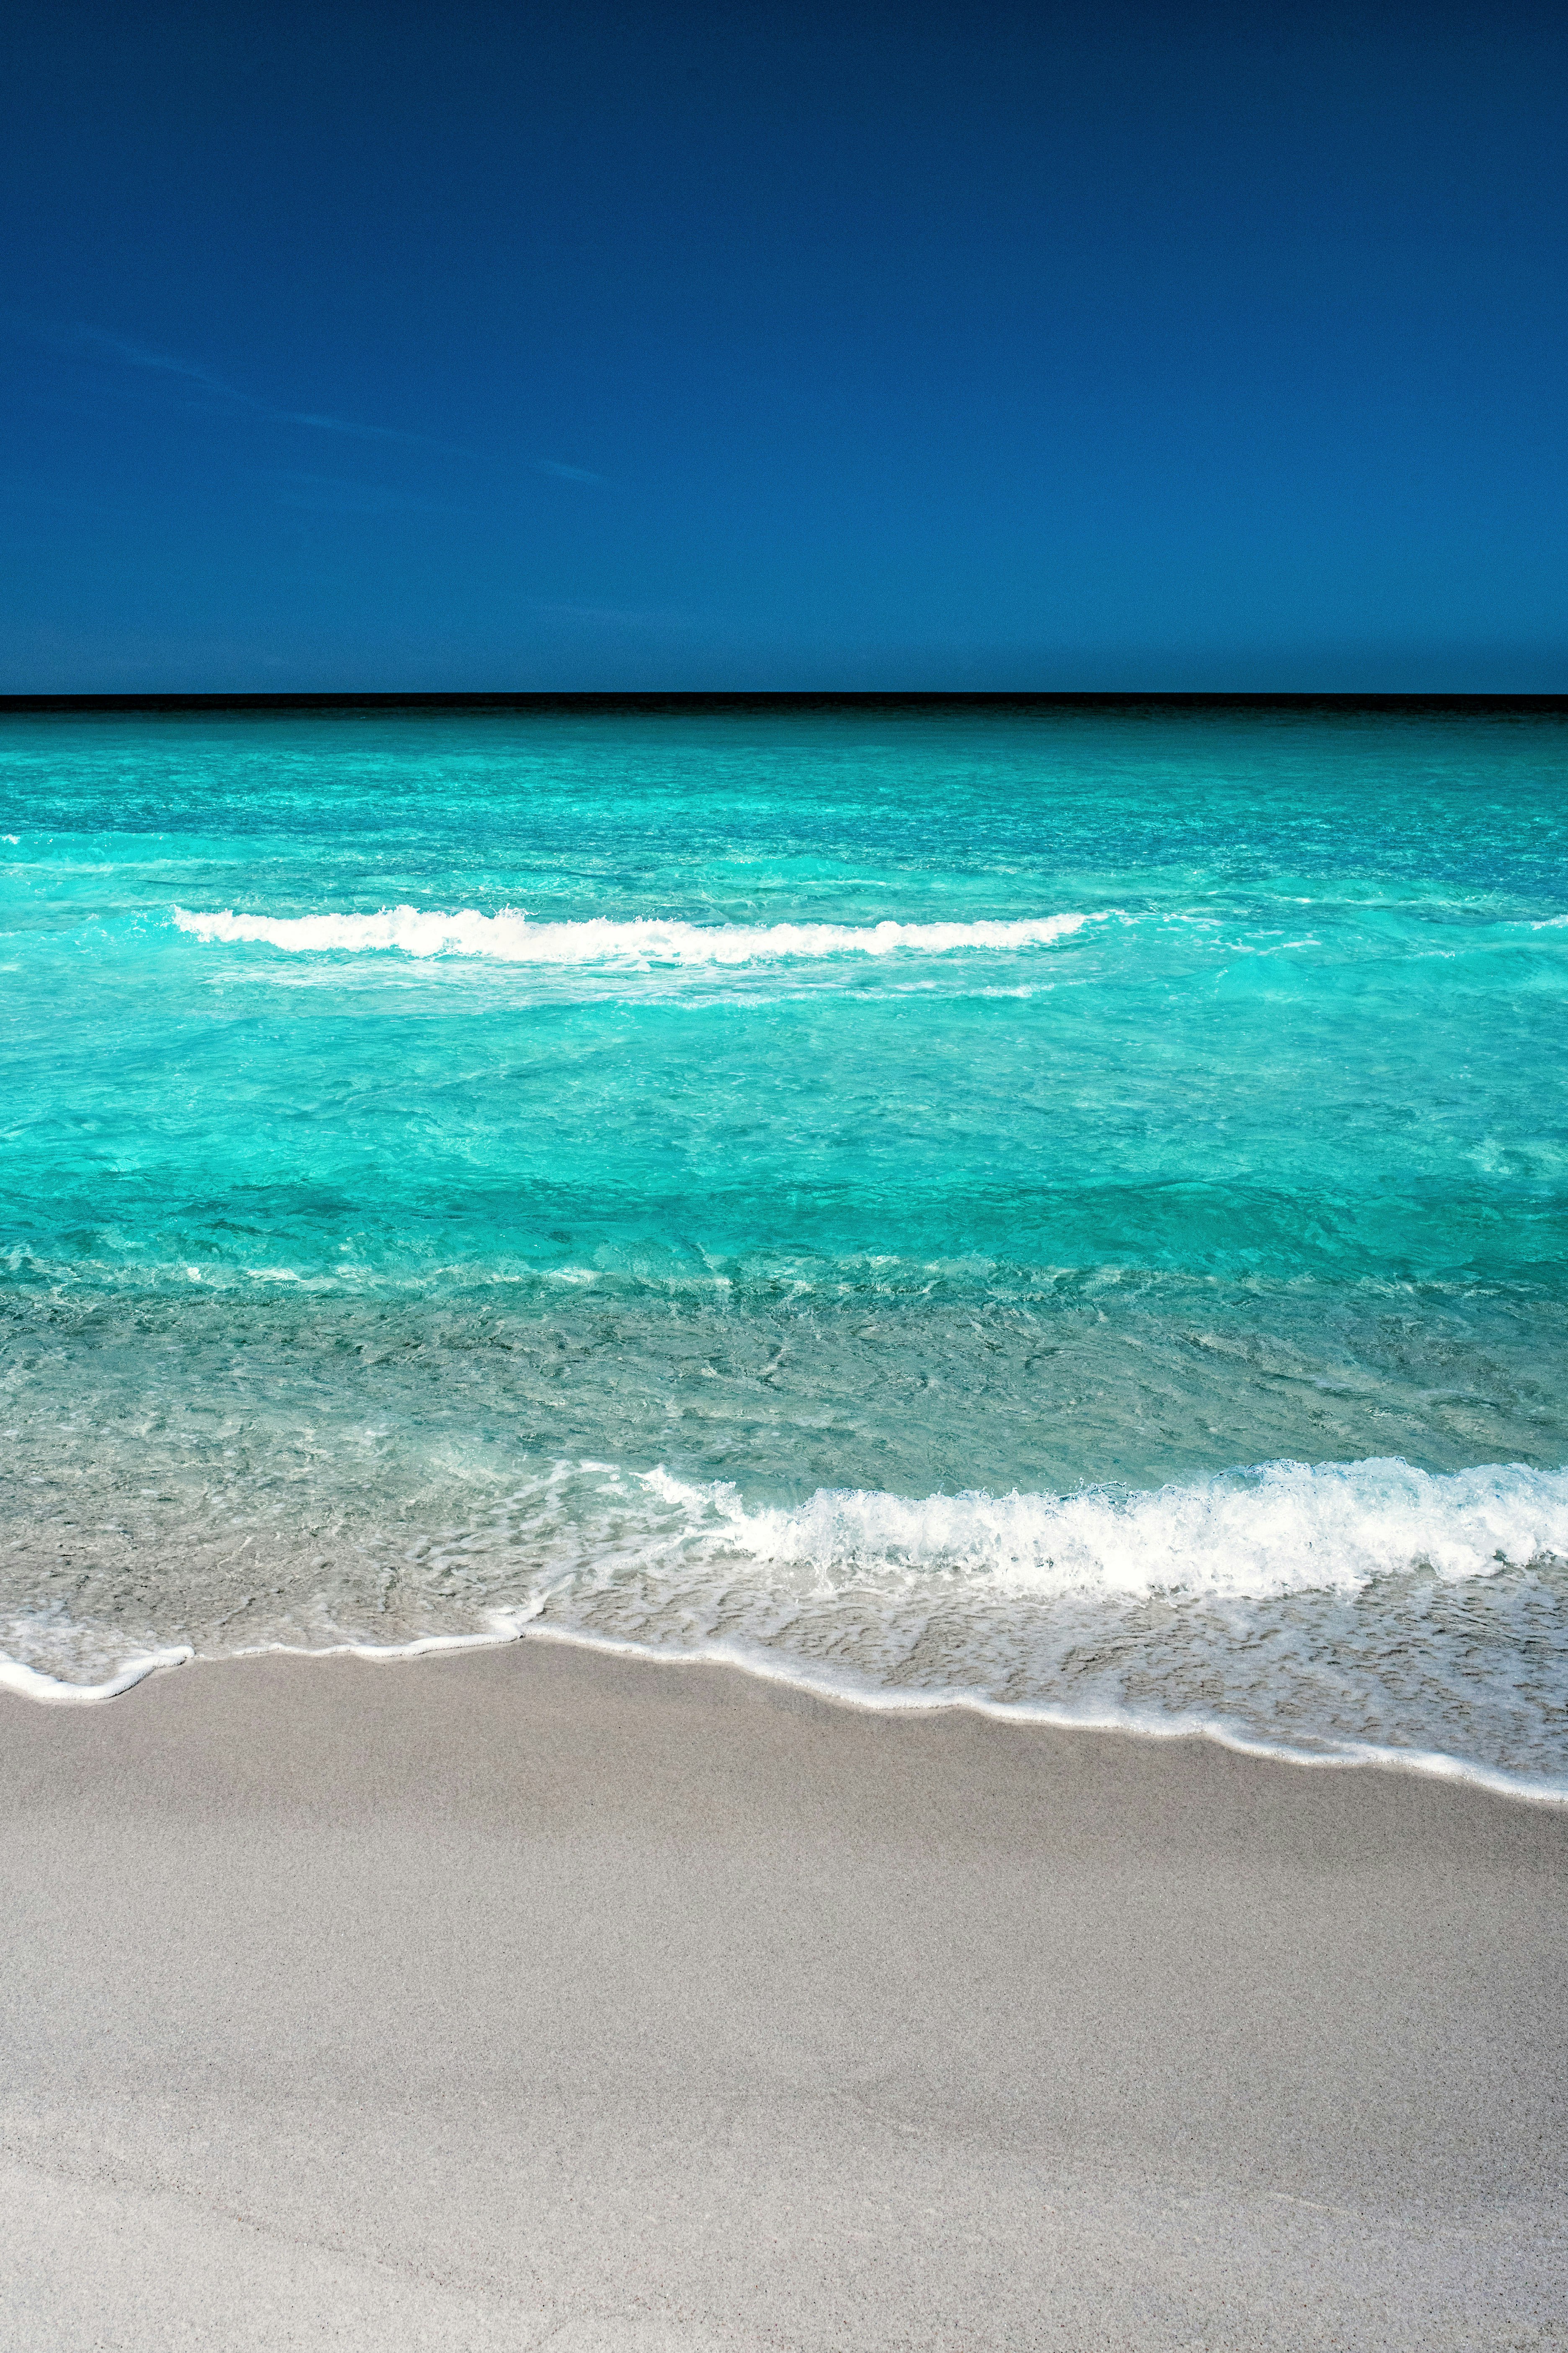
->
512, 1623, 1568, 1803
172, 905, 1093, 964
455, 1454, 1568, 1792
636, 1456, 1568, 1600
0, 1645, 193, 1704
6, 1459, 1567, 1794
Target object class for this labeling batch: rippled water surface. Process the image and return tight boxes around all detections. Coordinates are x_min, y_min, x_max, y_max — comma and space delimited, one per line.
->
3, 703, 1566, 1781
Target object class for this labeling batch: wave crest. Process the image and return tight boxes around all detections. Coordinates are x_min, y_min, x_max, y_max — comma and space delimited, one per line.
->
640, 1457, 1568, 1599
6, 1458, 1568, 1787
171, 906, 1092, 964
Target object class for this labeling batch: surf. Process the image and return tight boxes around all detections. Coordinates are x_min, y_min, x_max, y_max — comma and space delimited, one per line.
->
171, 904, 1094, 963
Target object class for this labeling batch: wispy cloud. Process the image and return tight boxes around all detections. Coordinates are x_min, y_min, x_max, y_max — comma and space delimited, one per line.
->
9, 315, 612, 488
36, 322, 441, 447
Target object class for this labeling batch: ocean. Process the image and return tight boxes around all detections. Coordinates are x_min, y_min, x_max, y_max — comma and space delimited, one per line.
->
3, 701, 1566, 1791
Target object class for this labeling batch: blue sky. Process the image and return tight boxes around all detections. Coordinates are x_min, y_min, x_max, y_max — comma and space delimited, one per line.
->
3, 1, 1565, 689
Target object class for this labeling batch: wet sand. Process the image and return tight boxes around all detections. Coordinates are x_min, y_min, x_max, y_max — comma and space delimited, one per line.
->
2, 1636, 1565, 2350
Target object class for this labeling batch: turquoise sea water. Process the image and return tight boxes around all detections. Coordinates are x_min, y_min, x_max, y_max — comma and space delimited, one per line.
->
4, 704, 1567, 1784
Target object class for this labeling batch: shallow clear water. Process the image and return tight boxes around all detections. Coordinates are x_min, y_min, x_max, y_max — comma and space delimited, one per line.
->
3, 704, 1566, 1782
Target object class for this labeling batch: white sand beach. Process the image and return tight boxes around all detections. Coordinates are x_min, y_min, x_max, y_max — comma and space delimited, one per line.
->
3, 1638, 1565, 2350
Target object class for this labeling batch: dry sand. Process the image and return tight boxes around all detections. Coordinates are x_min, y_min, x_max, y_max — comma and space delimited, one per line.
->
2, 1635, 1565, 2350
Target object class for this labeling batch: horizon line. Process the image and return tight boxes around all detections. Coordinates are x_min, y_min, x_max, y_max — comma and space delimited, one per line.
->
5, 690, 1568, 716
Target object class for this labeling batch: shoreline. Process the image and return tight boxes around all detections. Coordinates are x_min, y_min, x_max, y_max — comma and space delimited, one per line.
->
6, 1617, 1568, 1809
5, 1635, 1566, 2348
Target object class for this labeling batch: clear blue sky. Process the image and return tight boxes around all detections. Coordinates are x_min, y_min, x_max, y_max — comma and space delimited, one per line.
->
3, 1, 1565, 690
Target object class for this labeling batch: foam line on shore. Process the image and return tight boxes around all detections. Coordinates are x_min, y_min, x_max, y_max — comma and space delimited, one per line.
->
6, 1612, 1565, 1806
6, 1457, 1564, 1795
0, 1645, 194, 1704
512, 1620, 1568, 1805
239, 1619, 533, 1665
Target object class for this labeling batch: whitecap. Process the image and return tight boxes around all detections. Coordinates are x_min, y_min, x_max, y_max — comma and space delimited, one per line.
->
8, 1458, 1568, 1792
171, 905, 1094, 965
635, 1456, 1568, 1601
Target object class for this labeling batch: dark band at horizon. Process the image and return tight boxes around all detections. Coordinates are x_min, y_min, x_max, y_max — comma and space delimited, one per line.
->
5, 692, 1568, 716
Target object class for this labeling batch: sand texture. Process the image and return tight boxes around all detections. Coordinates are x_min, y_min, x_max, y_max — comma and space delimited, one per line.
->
2, 1638, 1565, 2350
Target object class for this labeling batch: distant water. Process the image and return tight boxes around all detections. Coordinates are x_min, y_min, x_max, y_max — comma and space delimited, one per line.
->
4, 704, 1567, 1788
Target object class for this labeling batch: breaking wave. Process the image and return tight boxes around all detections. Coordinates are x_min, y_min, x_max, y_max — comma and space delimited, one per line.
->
9, 1454, 1566, 1795
631, 1455, 1568, 1599
171, 905, 1094, 964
